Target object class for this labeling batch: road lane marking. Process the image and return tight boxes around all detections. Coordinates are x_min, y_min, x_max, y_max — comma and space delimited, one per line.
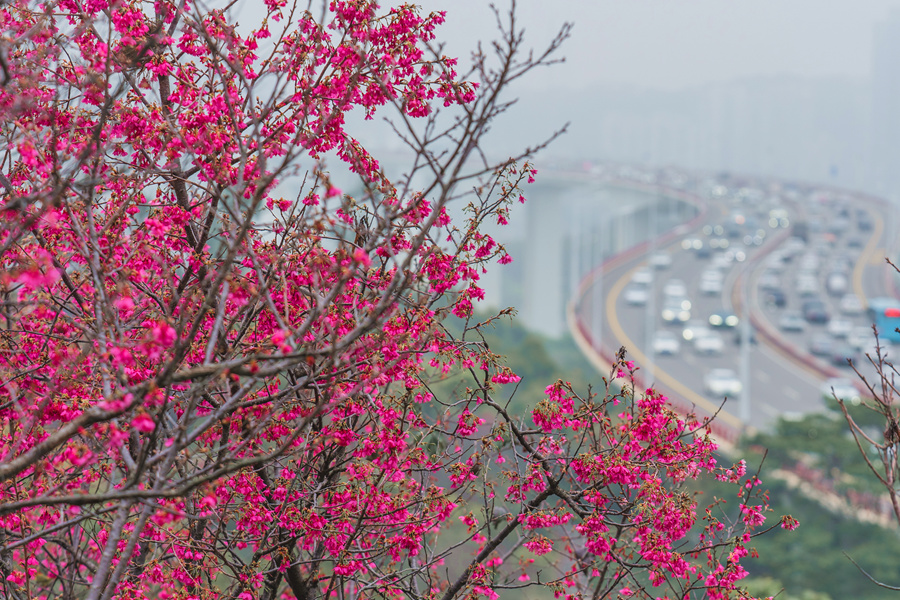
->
755, 370, 770, 383
784, 387, 800, 401
853, 209, 884, 298
606, 265, 743, 428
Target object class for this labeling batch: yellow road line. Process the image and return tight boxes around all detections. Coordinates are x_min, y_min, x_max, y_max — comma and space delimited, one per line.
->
605, 266, 743, 428
853, 211, 884, 299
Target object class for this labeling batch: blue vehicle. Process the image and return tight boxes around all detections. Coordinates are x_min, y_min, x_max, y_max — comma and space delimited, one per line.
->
866, 297, 900, 343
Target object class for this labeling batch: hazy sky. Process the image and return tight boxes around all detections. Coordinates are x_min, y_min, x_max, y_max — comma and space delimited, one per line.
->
417, 0, 900, 90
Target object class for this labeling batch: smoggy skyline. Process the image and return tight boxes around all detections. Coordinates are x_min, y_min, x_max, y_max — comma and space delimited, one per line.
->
417, 0, 900, 91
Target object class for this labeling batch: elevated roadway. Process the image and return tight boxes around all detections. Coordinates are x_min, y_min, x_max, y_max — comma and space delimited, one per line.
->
570, 177, 896, 439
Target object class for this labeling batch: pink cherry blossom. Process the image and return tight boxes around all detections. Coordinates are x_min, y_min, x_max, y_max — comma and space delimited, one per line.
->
0, 2, 791, 599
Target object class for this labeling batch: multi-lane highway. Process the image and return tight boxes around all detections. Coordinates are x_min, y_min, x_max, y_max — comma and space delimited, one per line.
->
572, 177, 896, 436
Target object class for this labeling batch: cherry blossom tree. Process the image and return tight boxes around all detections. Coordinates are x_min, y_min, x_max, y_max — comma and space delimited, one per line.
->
0, 0, 792, 599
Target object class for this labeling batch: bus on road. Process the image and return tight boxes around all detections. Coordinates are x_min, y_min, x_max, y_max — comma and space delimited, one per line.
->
866, 297, 900, 343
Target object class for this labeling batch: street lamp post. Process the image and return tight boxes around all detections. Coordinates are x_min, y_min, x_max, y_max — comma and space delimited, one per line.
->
739, 263, 752, 424
645, 199, 657, 385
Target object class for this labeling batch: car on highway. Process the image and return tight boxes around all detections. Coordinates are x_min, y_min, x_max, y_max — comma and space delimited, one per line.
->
699, 270, 724, 295
820, 377, 861, 405
652, 331, 681, 355
868, 339, 893, 359
661, 296, 691, 324
839, 294, 865, 316
662, 278, 688, 298
650, 251, 673, 269
848, 326, 874, 351
724, 249, 747, 263
802, 299, 830, 324
708, 312, 739, 328
704, 368, 743, 397
681, 238, 703, 251
783, 236, 805, 253
769, 209, 790, 229
711, 253, 732, 270
699, 278, 723, 296
799, 252, 820, 271
625, 285, 650, 306
631, 267, 653, 285
827, 318, 853, 338
830, 344, 858, 368
764, 288, 787, 308
764, 254, 786, 273
807, 333, 833, 357
779, 311, 806, 332
797, 273, 819, 297
733, 327, 757, 345
681, 319, 708, 341
828, 218, 851, 236
830, 255, 854, 273
826, 272, 849, 297
694, 330, 725, 355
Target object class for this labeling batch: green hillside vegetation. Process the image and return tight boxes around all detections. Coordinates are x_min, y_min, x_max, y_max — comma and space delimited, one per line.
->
436, 312, 599, 415
459, 314, 900, 600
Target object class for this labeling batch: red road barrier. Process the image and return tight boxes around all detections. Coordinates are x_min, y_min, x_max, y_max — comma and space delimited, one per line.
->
569, 180, 747, 444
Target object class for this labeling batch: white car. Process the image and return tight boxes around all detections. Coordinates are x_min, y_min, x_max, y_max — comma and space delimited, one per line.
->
652, 331, 681, 355
799, 253, 820, 271
848, 326, 875, 351
820, 378, 861, 405
779, 311, 806, 333
650, 251, 673, 269
711, 253, 732, 270
699, 270, 724, 295
826, 273, 849, 296
662, 278, 688, 298
839, 294, 865, 316
826, 318, 853, 339
704, 369, 743, 396
681, 319, 708, 341
625, 285, 649, 306
631, 267, 653, 285
699, 278, 723, 295
796, 274, 819, 296
694, 330, 725, 355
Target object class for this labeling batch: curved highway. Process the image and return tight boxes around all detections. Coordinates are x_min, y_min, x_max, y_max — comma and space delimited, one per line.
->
572, 175, 896, 437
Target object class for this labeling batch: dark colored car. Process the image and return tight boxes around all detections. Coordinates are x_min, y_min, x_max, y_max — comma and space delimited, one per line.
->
831, 344, 858, 368
802, 299, 830, 324
765, 289, 787, 308
733, 328, 757, 345
708, 312, 739, 328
